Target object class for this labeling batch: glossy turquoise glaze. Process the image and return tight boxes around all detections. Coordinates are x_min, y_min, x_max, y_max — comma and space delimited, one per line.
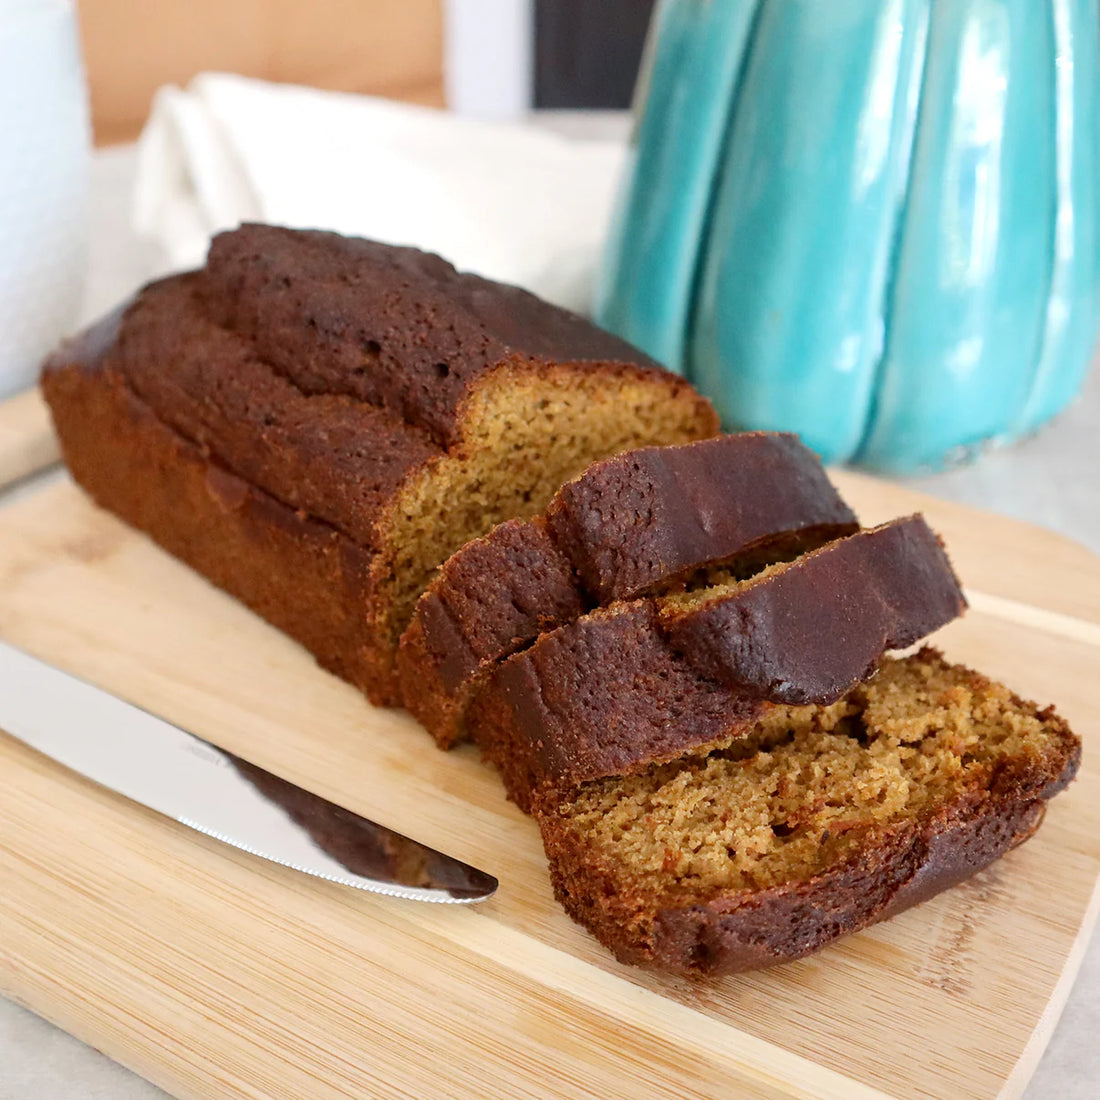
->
1015, 0, 1100, 435
690, 0, 929, 462
595, 0, 759, 372
597, 0, 1100, 472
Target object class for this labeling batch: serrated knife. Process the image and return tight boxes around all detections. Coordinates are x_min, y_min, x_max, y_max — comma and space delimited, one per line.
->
0, 638, 497, 903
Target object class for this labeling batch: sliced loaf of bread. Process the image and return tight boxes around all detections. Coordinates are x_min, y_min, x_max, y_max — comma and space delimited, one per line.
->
468, 516, 966, 811
42, 225, 717, 705
398, 432, 858, 747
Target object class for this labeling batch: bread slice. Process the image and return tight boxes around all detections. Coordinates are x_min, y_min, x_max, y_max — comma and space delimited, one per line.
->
42, 225, 717, 705
659, 513, 966, 702
537, 649, 1080, 975
468, 516, 965, 811
398, 432, 858, 748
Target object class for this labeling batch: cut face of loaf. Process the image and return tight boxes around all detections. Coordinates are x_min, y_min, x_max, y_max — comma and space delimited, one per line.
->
537, 650, 1080, 976
398, 432, 859, 748
467, 516, 966, 811
41, 225, 717, 705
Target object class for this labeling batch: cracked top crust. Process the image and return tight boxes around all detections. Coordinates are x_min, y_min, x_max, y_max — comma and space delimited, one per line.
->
203, 223, 668, 448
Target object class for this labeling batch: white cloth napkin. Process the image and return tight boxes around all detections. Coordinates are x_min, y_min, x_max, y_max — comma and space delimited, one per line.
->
134, 73, 626, 314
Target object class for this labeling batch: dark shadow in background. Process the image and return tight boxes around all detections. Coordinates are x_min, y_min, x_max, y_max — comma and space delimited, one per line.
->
534, 0, 656, 109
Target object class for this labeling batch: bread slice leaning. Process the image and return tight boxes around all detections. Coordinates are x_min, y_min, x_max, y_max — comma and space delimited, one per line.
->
468, 516, 966, 811
398, 432, 858, 748
537, 649, 1080, 976
42, 225, 717, 705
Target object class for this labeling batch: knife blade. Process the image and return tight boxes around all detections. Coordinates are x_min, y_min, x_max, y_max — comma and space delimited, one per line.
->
0, 639, 497, 903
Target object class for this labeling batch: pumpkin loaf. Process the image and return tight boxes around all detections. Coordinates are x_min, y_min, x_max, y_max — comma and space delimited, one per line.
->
537, 649, 1080, 975
468, 516, 966, 811
42, 225, 717, 705
399, 432, 858, 748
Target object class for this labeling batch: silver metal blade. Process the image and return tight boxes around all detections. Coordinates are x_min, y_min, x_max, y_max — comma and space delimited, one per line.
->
0, 640, 497, 903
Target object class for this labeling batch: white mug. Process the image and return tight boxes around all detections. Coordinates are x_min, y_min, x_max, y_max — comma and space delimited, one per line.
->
0, 0, 90, 399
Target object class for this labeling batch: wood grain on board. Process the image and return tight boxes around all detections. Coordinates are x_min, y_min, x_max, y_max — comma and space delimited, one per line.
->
0, 389, 59, 491
0, 470, 1096, 1100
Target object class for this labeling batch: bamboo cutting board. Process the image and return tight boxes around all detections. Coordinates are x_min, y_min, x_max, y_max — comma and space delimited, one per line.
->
0, 389, 58, 489
0, 452, 1098, 1097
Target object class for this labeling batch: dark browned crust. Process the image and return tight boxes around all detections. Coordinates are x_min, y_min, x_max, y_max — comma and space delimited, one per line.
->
467, 518, 966, 808
663, 516, 967, 704
467, 602, 769, 812
399, 433, 857, 748
43, 227, 715, 705
536, 655, 1081, 976
397, 517, 586, 747
46, 273, 441, 704
204, 224, 676, 448
111, 265, 713, 558
41, 355, 388, 701
412, 518, 584, 694
110, 273, 438, 551
545, 432, 857, 602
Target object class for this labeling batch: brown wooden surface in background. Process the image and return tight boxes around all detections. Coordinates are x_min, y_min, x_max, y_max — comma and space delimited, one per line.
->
77, 0, 444, 146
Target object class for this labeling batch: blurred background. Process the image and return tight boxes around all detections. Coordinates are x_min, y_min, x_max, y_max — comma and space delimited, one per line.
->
80, 0, 655, 142
69, 0, 1100, 481
4, 0, 1098, 489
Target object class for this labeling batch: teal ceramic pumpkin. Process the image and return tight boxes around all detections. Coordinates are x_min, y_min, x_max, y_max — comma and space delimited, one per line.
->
597, 0, 1100, 472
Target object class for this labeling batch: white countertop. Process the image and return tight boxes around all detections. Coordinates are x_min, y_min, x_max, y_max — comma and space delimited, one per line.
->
1, 133, 1098, 1100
